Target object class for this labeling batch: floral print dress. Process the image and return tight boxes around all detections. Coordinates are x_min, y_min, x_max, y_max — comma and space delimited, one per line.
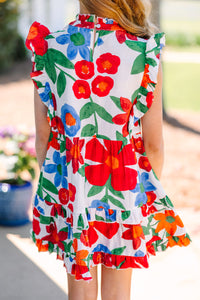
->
26, 14, 191, 281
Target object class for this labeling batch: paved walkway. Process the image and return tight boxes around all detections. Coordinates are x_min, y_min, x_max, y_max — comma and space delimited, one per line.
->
0, 208, 199, 300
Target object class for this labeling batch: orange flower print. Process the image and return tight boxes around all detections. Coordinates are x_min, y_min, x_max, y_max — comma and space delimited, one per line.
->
72, 238, 89, 266
96, 53, 120, 74
36, 239, 49, 252
141, 65, 152, 89
154, 210, 184, 235
122, 224, 145, 250
167, 234, 191, 248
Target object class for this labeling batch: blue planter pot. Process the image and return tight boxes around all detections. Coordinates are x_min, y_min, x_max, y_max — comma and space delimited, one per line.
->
0, 181, 33, 226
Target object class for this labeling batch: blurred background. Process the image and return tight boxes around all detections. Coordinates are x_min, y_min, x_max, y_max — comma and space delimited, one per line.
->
0, 0, 200, 299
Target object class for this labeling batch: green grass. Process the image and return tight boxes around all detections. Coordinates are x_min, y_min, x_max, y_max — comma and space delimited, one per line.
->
163, 62, 200, 111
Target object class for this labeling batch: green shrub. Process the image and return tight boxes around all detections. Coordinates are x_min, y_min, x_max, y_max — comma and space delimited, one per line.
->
0, 0, 27, 72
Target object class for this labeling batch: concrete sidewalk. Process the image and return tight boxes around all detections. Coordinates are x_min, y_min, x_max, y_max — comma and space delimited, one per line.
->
0, 208, 199, 300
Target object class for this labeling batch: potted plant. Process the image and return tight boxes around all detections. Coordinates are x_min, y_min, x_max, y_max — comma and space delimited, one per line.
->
0, 126, 37, 226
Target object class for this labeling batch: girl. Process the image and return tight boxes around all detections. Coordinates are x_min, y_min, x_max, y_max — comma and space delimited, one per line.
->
26, 1, 191, 299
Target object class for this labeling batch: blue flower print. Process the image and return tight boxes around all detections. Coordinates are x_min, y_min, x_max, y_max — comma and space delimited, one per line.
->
93, 244, 112, 254
90, 200, 110, 211
61, 104, 80, 136
89, 200, 116, 221
39, 82, 55, 108
39, 82, 51, 106
56, 25, 91, 61
131, 172, 156, 207
34, 195, 45, 215
134, 250, 145, 257
44, 151, 68, 188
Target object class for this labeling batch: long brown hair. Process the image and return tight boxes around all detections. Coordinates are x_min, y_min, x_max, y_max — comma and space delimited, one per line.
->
79, 0, 156, 38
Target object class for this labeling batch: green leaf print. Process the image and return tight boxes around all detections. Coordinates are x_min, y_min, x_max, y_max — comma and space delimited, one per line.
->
45, 35, 55, 40
131, 88, 140, 103
146, 57, 157, 67
42, 177, 59, 195
77, 164, 87, 177
80, 103, 95, 120
131, 53, 145, 74
95, 215, 105, 221
48, 242, 54, 253
33, 80, 43, 88
106, 176, 125, 199
136, 101, 149, 114
121, 210, 131, 221
36, 184, 43, 199
87, 185, 105, 197
73, 233, 81, 239
98, 30, 113, 37
93, 103, 113, 123
47, 49, 74, 69
110, 96, 124, 111
57, 70, 66, 97
40, 215, 52, 224
116, 131, 127, 146
81, 124, 96, 137
78, 214, 84, 229
35, 55, 46, 70
108, 195, 126, 210
111, 246, 126, 255
125, 40, 146, 52
60, 140, 66, 153
45, 62, 57, 83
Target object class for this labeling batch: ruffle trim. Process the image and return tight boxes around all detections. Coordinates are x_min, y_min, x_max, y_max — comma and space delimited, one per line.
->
32, 196, 191, 281
26, 22, 51, 109
131, 33, 165, 125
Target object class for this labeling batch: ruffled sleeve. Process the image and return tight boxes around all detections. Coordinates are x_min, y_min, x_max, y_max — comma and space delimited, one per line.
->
132, 32, 165, 124
26, 22, 51, 108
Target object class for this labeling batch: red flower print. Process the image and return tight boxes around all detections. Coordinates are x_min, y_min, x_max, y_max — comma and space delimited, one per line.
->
91, 76, 114, 97
51, 116, 65, 135
139, 156, 152, 172
131, 137, 145, 154
80, 225, 98, 247
33, 218, 41, 235
112, 97, 133, 137
122, 224, 145, 250
96, 53, 120, 74
85, 138, 137, 191
141, 191, 157, 217
116, 30, 138, 44
146, 236, 161, 255
72, 80, 91, 99
47, 131, 60, 150
58, 183, 76, 210
146, 91, 154, 108
141, 65, 152, 89
26, 21, 50, 56
93, 221, 119, 239
66, 137, 85, 173
45, 201, 65, 217
42, 222, 68, 251
51, 93, 57, 110
75, 60, 94, 79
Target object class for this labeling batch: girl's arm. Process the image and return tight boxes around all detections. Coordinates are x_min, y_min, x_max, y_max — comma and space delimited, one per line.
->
141, 63, 164, 179
34, 88, 51, 169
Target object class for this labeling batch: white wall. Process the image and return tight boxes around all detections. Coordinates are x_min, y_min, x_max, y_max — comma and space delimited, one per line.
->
18, 0, 79, 39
